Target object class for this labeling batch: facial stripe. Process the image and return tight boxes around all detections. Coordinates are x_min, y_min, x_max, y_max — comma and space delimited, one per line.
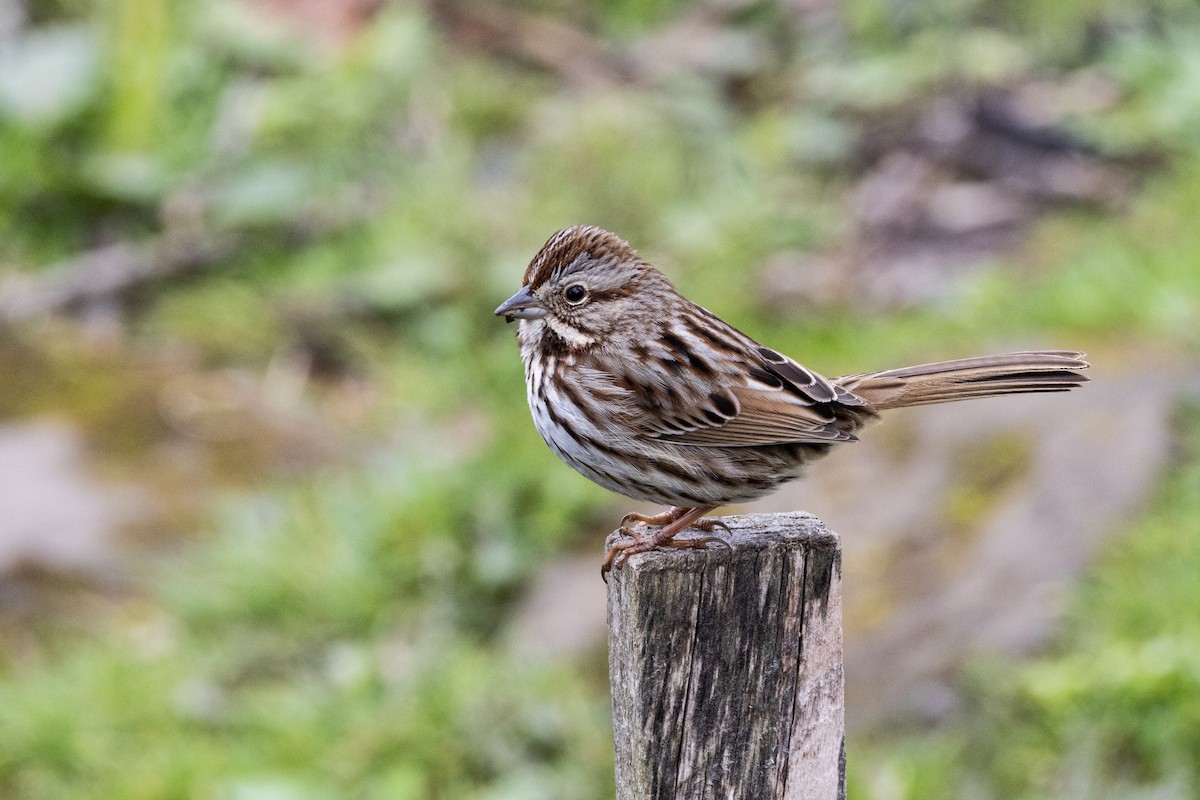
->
544, 316, 595, 348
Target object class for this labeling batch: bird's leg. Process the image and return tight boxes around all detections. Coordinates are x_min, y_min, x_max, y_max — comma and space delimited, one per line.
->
620, 506, 690, 528
602, 505, 730, 577
620, 506, 731, 534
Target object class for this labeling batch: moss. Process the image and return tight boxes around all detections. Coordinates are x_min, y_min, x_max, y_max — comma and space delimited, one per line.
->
939, 430, 1035, 532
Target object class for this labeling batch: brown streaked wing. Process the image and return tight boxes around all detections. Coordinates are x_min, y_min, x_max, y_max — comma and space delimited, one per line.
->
639, 347, 867, 447
652, 394, 859, 446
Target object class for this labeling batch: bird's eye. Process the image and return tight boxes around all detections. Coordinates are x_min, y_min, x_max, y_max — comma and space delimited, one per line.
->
564, 283, 588, 304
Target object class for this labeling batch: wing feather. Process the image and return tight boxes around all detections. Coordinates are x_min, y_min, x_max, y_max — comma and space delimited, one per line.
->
631, 329, 872, 447
577, 304, 875, 449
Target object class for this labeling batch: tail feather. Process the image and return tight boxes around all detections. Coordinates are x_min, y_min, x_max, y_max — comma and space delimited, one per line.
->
836, 350, 1090, 411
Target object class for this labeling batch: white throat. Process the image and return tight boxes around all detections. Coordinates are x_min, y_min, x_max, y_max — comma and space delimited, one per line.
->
521, 316, 596, 349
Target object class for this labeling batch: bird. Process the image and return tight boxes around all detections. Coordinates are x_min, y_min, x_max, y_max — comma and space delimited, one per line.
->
494, 225, 1090, 576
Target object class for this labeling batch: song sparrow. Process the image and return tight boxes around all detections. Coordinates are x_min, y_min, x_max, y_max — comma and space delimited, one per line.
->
495, 226, 1090, 576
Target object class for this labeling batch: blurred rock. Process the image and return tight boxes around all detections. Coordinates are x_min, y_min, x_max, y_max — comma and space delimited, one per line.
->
0, 353, 344, 598
0, 0, 24, 43
763, 86, 1139, 312
0, 421, 149, 577
927, 181, 1028, 233
633, 16, 772, 82
0, 23, 98, 126
851, 151, 933, 232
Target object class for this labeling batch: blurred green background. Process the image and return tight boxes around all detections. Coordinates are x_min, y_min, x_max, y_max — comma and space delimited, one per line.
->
1, 0, 1199, 798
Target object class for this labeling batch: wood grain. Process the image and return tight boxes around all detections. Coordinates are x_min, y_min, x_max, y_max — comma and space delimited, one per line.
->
607, 512, 845, 800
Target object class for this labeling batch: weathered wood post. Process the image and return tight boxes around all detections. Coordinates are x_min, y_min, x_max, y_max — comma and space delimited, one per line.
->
607, 512, 845, 800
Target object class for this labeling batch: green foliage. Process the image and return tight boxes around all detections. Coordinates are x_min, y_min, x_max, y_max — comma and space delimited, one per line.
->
0, 631, 613, 799
939, 431, 1033, 531
0, 449, 612, 799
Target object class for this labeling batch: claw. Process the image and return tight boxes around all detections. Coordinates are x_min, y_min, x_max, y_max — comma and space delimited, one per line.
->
678, 535, 731, 552
601, 526, 640, 580
692, 517, 731, 535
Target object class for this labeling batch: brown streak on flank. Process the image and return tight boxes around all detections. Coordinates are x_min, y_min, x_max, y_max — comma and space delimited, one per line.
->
638, 451, 698, 486
698, 465, 748, 488
579, 432, 628, 460
623, 475, 669, 499
573, 428, 703, 498
557, 378, 590, 409
541, 387, 585, 446
738, 475, 775, 491
582, 459, 647, 497
672, 489, 712, 506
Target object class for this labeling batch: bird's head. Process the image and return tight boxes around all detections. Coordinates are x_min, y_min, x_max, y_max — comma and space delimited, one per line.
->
494, 225, 669, 349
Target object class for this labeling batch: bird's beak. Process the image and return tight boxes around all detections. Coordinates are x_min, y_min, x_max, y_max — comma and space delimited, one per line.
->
494, 285, 547, 322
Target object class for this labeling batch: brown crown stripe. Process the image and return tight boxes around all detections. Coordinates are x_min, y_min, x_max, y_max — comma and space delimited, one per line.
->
524, 225, 640, 289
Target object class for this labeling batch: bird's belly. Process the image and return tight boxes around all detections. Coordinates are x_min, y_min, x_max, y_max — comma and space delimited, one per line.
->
532, 400, 823, 507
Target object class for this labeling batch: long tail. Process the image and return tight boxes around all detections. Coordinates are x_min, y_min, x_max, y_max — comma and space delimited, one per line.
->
835, 350, 1090, 410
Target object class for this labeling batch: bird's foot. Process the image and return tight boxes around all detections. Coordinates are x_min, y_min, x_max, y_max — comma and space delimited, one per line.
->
602, 506, 729, 579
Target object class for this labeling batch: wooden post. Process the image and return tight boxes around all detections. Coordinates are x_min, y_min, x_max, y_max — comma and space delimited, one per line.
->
607, 512, 845, 800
